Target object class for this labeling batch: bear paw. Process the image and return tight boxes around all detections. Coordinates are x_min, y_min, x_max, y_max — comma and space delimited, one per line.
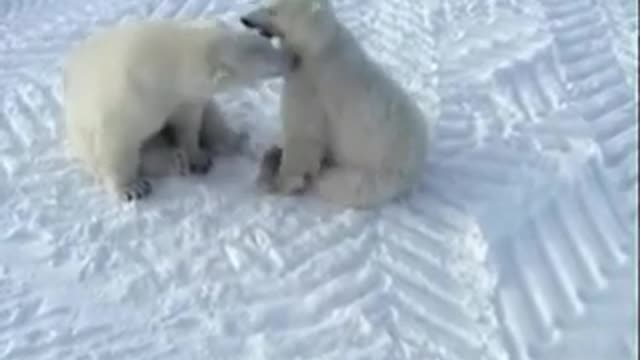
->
188, 151, 213, 175
277, 175, 309, 195
256, 145, 282, 191
256, 146, 312, 195
121, 179, 152, 202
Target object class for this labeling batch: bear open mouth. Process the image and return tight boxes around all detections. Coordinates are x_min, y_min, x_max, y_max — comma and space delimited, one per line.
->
240, 17, 279, 39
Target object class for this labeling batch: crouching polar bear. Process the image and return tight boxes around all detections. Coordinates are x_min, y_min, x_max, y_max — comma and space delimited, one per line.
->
64, 20, 297, 201
242, 0, 429, 208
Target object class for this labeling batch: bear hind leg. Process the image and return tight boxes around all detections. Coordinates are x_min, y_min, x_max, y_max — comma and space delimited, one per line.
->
140, 133, 190, 178
169, 102, 213, 175
99, 139, 152, 202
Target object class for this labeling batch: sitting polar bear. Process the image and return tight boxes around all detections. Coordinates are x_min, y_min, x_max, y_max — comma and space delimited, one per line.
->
64, 19, 297, 201
242, 0, 429, 208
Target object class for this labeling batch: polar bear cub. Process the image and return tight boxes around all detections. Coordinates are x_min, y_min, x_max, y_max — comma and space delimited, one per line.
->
242, 0, 429, 208
64, 19, 296, 201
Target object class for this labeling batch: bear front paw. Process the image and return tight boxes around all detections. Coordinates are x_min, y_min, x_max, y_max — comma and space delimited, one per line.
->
188, 151, 213, 175
276, 175, 309, 195
256, 145, 282, 190
121, 179, 152, 202
255, 146, 312, 195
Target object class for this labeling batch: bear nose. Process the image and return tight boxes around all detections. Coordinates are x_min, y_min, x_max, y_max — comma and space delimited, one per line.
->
240, 16, 274, 38
240, 17, 256, 29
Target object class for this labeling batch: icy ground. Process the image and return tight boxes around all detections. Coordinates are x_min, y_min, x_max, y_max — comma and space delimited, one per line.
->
0, 0, 637, 359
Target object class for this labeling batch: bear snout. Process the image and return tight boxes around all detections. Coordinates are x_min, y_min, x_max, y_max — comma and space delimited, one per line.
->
240, 16, 275, 38
240, 17, 256, 29
260, 29, 275, 38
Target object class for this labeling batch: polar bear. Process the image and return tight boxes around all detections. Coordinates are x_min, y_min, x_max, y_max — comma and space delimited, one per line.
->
242, 0, 429, 208
64, 19, 296, 201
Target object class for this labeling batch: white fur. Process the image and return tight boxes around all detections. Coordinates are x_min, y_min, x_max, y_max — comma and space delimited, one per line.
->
64, 19, 293, 200
273, 53, 328, 193
244, 0, 428, 208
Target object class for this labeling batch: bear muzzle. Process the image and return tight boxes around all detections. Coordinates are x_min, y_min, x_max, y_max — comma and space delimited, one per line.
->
241, 17, 275, 38
240, 9, 282, 39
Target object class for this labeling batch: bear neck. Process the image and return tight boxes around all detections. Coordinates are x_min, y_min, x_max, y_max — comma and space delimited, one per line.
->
295, 10, 343, 59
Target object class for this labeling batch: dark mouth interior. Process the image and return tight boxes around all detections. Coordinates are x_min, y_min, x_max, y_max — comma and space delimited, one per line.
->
259, 29, 274, 38
240, 17, 255, 28
240, 17, 274, 38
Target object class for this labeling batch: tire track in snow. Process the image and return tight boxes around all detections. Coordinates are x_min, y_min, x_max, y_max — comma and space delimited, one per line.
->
542, 0, 637, 224
494, 160, 635, 360
0, 0, 132, 73
0, 0, 56, 20
433, 7, 568, 159
431, 3, 635, 360
235, 226, 390, 359
0, 0, 262, 74
397, 11, 575, 359
377, 216, 483, 360
0, 258, 185, 360
596, 0, 637, 89
490, 1, 637, 358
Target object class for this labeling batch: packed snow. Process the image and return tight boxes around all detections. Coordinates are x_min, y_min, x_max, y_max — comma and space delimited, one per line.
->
0, 0, 636, 359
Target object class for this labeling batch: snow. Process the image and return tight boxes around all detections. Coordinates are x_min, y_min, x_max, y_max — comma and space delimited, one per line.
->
0, 0, 636, 359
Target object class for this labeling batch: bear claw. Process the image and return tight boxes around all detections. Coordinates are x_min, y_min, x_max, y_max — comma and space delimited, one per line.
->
189, 156, 213, 175
122, 179, 152, 201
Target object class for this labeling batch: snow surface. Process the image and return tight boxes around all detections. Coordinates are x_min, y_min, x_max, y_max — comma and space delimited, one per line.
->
0, 0, 637, 359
